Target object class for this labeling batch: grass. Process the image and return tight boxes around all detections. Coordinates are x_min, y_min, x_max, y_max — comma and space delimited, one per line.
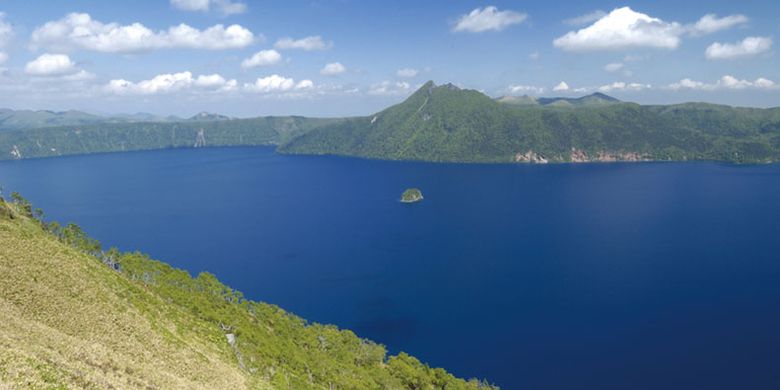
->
0, 197, 496, 389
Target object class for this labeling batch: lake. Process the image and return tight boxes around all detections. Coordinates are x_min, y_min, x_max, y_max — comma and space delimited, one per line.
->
2, 147, 780, 389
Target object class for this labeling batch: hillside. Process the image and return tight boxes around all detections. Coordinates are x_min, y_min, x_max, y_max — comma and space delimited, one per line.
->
0, 109, 105, 132
280, 81, 780, 164
0, 116, 340, 161
0, 195, 495, 389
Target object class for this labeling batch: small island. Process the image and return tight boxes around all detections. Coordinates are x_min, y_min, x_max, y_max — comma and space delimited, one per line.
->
401, 188, 424, 203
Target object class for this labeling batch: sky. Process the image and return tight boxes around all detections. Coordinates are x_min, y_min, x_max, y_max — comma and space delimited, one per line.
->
0, 0, 778, 117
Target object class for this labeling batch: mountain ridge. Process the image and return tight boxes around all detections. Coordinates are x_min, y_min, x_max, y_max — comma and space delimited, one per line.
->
279, 81, 780, 164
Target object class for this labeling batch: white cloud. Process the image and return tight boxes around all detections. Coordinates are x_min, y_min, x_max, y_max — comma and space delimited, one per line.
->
554, 7, 682, 51
553, 81, 570, 92
396, 68, 419, 78
274, 36, 332, 51
668, 75, 777, 91
295, 79, 314, 90
452, 6, 527, 33
598, 81, 650, 92
171, 0, 247, 16
604, 62, 624, 72
320, 62, 346, 76
368, 80, 412, 96
62, 70, 96, 81
529, 51, 540, 60
244, 74, 313, 93
705, 36, 772, 60
564, 10, 606, 26
25, 53, 79, 76
31, 13, 255, 53
506, 84, 545, 95
0, 13, 12, 47
0, 13, 11, 65
241, 49, 282, 68
105, 71, 237, 95
689, 14, 748, 36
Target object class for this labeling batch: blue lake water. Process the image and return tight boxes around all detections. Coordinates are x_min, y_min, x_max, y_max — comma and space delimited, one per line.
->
2, 146, 780, 389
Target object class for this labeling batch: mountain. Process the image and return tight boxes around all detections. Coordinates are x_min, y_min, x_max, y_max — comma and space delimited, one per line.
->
189, 112, 232, 121
0, 116, 342, 161
496, 92, 620, 107
2, 82, 780, 163
0, 108, 105, 131
0, 195, 495, 389
280, 81, 780, 164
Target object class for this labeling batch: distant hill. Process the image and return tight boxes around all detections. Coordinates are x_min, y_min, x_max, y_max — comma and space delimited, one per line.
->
0, 195, 495, 389
189, 112, 232, 122
0, 108, 189, 132
497, 92, 621, 107
0, 108, 104, 131
280, 81, 780, 164
0, 116, 342, 161
2, 82, 780, 163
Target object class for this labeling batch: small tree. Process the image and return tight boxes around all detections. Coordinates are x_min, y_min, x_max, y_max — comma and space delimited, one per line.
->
10, 192, 33, 218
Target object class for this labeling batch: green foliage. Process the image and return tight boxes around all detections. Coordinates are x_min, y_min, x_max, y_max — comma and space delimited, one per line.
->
4, 193, 496, 389
280, 82, 780, 164
0, 116, 340, 161
401, 188, 423, 203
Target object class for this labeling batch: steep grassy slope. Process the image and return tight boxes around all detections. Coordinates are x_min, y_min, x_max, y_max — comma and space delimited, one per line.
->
280, 82, 780, 164
0, 197, 495, 389
0, 116, 340, 161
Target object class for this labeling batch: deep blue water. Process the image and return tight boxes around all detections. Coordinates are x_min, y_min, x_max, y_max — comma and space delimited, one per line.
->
2, 147, 780, 389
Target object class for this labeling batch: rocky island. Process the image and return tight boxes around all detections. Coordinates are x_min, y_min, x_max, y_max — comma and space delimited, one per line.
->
401, 188, 424, 203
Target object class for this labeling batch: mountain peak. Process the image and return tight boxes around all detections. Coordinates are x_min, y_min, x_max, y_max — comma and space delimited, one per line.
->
584, 92, 620, 102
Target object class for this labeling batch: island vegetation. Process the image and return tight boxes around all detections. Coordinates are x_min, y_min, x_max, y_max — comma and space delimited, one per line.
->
401, 188, 424, 203
0, 191, 495, 389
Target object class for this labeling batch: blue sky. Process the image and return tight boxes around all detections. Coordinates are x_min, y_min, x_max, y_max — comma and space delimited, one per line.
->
0, 0, 778, 117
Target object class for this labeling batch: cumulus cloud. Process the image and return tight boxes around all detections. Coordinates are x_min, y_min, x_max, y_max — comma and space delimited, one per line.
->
368, 80, 412, 96
320, 62, 346, 76
564, 10, 606, 26
689, 14, 748, 36
274, 36, 332, 51
553, 81, 570, 92
396, 68, 419, 78
669, 75, 776, 91
244, 74, 313, 93
705, 36, 772, 60
0, 13, 12, 47
506, 84, 545, 95
0, 13, 12, 64
554, 7, 682, 51
105, 71, 237, 95
171, 0, 247, 16
452, 6, 527, 33
555, 8, 753, 53
598, 81, 650, 92
25, 53, 79, 76
604, 63, 624, 72
241, 49, 282, 68
31, 13, 255, 53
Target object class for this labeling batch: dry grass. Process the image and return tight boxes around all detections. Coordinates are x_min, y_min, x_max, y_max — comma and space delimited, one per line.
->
0, 208, 270, 389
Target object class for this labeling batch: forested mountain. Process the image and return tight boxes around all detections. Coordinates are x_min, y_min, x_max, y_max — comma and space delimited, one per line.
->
0, 116, 340, 160
280, 81, 780, 163
2, 82, 780, 163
